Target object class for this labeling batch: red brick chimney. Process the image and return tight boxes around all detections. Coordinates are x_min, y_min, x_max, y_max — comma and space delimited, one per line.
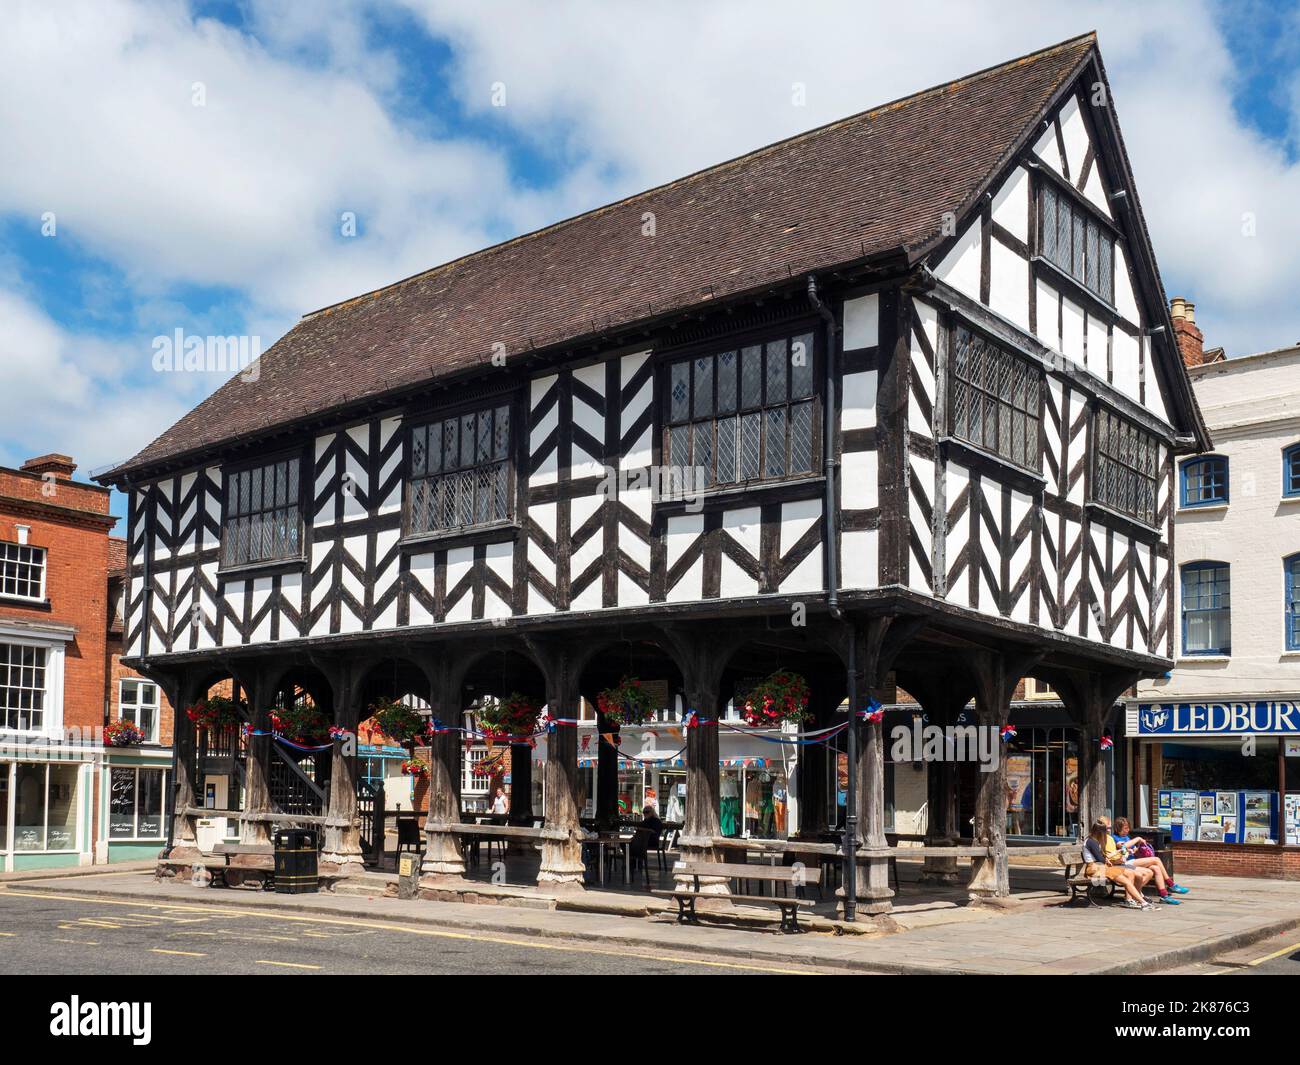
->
21, 454, 78, 481
1169, 297, 1204, 367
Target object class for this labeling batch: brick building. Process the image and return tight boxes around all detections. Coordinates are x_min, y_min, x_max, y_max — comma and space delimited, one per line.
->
0, 455, 172, 870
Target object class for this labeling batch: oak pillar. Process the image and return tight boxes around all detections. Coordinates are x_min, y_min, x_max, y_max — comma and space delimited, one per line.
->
532, 643, 585, 890
321, 663, 364, 871
422, 665, 467, 882
240, 671, 272, 846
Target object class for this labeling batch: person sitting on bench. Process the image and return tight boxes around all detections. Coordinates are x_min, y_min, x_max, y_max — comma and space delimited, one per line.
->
1084, 820, 1150, 910
1108, 816, 1188, 904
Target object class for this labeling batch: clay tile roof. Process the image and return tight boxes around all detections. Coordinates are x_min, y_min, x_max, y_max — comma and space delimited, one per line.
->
108, 536, 128, 573
103, 33, 1096, 482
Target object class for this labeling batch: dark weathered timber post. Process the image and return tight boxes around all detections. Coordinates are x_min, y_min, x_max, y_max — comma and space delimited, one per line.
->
792, 682, 839, 839
843, 616, 922, 917
594, 707, 619, 831
240, 666, 272, 846
1046, 667, 1140, 835
421, 658, 468, 883
658, 624, 734, 898
529, 639, 586, 890
902, 669, 972, 884
508, 742, 534, 825
321, 658, 365, 872
965, 649, 1042, 899
154, 667, 201, 859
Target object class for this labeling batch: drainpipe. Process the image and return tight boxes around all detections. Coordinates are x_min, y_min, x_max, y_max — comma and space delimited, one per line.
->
806, 275, 857, 922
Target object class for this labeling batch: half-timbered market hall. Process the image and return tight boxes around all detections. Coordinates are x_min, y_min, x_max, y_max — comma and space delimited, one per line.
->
99, 33, 1209, 920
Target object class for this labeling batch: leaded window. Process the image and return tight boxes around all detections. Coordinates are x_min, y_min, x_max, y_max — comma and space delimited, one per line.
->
1092, 407, 1159, 526
663, 330, 817, 489
0, 642, 46, 731
407, 404, 512, 535
950, 325, 1042, 471
0, 541, 45, 601
1039, 183, 1114, 304
221, 458, 302, 568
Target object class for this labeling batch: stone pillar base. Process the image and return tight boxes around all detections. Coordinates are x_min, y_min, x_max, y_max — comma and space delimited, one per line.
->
319, 850, 367, 873
537, 831, 586, 890
422, 828, 466, 879
837, 885, 894, 916
966, 854, 1008, 899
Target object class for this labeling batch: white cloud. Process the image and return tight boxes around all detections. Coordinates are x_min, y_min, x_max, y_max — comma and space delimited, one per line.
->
3, 0, 1300, 492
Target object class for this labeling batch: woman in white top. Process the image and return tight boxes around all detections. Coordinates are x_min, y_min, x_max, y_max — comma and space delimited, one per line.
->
490, 787, 509, 815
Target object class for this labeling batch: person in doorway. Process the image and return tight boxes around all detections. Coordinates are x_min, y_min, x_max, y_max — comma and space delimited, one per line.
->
490, 786, 509, 816
1084, 819, 1150, 910
1110, 816, 1188, 902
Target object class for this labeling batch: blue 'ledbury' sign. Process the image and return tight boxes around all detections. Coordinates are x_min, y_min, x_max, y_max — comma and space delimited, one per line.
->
1137, 702, 1300, 735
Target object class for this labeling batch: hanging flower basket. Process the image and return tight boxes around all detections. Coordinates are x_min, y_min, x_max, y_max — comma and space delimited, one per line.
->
105, 719, 146, 747
596, 676, 655, 728
740, 671, 811, 727
400, 759, 427, 777
368, 698, 425, 745
476, 693, 541, 742
185, 696, 243, 733
270, 702, 329, 745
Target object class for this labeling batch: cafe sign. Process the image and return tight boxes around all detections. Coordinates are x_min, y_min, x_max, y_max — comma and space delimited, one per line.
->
1136, 701, 1300, 736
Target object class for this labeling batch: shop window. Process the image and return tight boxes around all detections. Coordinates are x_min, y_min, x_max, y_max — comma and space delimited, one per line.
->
1286, 555, 1300, 652
221, 457, 302, 568
1181, 561, 1231, 656
1003, 727, 1082, 838
11, 762, 79, 852
0, 541, 46, 601
0, 641, 47, 732
1179, 455, 1228, 508
119, 679, 160, 744
108, 767, 167, 840
662, 329, 818, 491
1092, 407, 1159, 526
950, 325, 1042, 471
407, 403, 512, 536
1285, 444, 1300, 498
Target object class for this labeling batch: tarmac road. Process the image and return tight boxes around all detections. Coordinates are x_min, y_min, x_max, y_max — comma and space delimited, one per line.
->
0, 885, 833, 976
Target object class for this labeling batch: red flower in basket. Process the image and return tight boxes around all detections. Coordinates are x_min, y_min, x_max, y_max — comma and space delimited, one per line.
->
741, 671, 810, 728
105, 719, 146, 747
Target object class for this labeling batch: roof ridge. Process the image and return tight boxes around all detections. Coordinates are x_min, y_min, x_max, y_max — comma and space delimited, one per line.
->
302, 31, 1097, 323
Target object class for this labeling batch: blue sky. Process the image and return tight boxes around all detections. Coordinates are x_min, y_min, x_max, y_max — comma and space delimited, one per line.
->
3, 0, 1300, 523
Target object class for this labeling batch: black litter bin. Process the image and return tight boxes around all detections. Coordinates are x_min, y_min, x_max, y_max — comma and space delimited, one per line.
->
274, 828, 319, 894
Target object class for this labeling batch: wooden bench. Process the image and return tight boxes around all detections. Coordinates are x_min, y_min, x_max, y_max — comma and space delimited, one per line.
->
652, 861, 819, 934
1057, 852, 1116, 906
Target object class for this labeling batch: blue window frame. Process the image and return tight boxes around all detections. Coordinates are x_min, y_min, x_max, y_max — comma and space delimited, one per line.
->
1180, 455, 1228, 508
1285, 444, 1300, 498
1287, 555, 1300, 651
1181, 562, 1231, 656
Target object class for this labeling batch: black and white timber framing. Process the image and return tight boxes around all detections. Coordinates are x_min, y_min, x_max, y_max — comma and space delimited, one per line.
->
104, 39, 1210, 912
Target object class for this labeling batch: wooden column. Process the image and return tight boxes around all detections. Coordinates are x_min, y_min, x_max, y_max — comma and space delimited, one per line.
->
422, 662, 467, 883
532, 642, 585, 890
904, 670, 970, 884
508, 742, 534, 825
792, 685, 837, 840
594, 708, 620, 831
160, 669, 201, 857
321, 661, 364, 871
965, 650, 1039, 899
1049, 668, 1140, 835
678, 672, 726, 894
240, 669, 272, 846
855, 710, 893, 912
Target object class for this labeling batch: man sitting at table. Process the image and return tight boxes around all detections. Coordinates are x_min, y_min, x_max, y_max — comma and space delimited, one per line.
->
629, 805, 663, 876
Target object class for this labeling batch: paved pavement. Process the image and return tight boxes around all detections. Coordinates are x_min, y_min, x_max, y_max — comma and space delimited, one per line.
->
3, 865, 1299, 975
